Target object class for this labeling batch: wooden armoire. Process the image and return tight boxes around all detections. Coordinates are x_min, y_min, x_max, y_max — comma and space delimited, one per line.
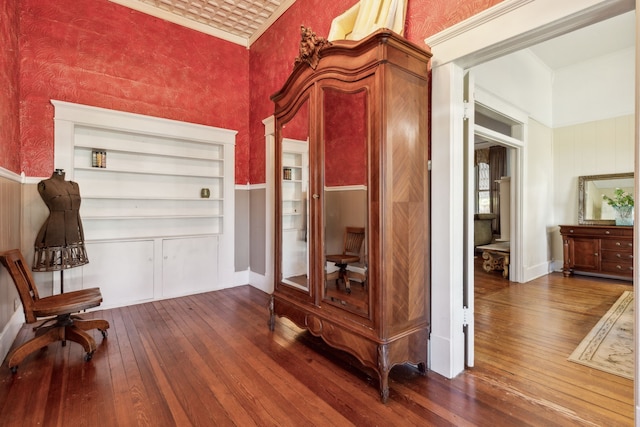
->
269, 27, 432, 402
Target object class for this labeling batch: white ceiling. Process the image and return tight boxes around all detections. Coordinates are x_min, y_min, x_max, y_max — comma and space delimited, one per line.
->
528, 10, 635, 70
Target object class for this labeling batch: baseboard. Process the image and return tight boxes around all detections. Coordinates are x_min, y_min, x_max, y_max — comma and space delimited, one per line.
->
522, 261, 554, 282
549, 259, 564, 273
428, 333, 464, 379
234, 269, 250, 287
0, 308, 25, 365
249, 270, 273, 294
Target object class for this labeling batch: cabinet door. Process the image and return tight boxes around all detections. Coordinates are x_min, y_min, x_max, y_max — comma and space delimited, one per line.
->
162, 236, 219, 298
570, 238, 600, 271
82, 240, 155, 307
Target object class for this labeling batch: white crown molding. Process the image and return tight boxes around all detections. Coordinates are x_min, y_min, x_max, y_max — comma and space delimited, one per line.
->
425, 0, 634, 68
248, 0, 297, 47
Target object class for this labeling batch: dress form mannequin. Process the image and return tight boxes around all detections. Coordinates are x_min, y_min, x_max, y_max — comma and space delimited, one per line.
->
33, 169, 88, 291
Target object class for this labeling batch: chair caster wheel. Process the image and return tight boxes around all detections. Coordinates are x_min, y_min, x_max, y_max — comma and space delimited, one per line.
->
84, 352, 94, 362
100, 329, 108, 338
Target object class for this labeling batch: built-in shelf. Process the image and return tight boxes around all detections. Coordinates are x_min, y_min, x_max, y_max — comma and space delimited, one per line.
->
52, 99, 237, 307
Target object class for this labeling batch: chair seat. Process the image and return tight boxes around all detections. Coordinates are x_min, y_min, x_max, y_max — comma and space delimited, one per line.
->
326, 254, 360, 264
32, 288, 103, 318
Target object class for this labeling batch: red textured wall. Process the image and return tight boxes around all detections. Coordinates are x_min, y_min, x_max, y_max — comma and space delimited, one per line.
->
249, 0, 504, 184
5, 0, 503, 182
18, 0, 250, 182
0, 0, 20, 173
324, 89, 367, 187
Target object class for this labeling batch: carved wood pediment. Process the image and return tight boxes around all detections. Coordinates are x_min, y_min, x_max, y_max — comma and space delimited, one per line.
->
294, 26, 332, 70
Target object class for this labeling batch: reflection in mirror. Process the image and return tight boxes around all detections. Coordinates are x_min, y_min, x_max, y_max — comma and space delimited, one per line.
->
578, 173, 634, 225
280, 100, 309, 290
322, 87, 369, 316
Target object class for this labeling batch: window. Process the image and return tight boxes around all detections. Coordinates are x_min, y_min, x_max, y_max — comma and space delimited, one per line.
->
476, 162, 490, 213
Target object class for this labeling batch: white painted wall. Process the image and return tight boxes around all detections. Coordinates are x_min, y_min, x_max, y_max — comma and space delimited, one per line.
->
553, 47, 635, 127
551, 115, 635, 268
523, 119, 555, 278
473, 49, 554, 127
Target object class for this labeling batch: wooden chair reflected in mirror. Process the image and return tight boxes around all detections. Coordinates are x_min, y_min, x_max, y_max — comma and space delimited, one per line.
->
325, 227, 366, 293
0, 249, 109, 373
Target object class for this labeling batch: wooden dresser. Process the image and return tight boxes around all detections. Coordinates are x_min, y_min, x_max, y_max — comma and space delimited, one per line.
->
559, 225, 633, 281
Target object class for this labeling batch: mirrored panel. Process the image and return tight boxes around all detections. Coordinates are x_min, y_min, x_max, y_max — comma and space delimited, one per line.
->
322, 87, 369, 316
280, 100, 310, 290
578, 172, 634, 225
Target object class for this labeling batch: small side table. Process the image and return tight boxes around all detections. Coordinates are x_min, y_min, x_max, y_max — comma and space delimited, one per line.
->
477, 241, 510, 278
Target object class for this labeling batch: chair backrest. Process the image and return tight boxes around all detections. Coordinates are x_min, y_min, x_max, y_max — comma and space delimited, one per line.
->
0, 249, 40, 323
343, 227, 365, 257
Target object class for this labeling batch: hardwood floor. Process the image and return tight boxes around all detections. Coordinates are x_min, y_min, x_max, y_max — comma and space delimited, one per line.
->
0, 265, 633, 426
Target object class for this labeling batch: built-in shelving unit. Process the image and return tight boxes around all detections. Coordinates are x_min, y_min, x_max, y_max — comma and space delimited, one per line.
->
52, 100, 236, 307
281, 139, 308, 281
281, 139, 307, 231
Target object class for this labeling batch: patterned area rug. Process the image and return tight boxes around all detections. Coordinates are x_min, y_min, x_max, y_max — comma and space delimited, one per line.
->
568, 291, 633, 379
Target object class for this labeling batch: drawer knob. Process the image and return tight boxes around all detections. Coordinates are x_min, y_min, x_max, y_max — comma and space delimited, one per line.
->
616, 242, 621, 246
594, 253, 598, 256
605, 230, 610, 234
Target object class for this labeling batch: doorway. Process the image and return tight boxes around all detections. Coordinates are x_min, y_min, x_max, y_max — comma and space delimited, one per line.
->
427, 0, 636, 381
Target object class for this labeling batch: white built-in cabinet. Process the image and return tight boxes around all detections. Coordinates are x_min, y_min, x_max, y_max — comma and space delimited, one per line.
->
51, 100, 235, 308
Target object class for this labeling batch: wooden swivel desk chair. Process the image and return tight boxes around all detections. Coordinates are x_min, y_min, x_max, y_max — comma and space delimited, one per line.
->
0, 249, 109, 373
325, 227, 366, 294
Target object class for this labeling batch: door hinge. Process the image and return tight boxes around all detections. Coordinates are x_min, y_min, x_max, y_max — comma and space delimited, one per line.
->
462, 306, 470, 327
463, 101, 470, 121
427, 160, 432, 171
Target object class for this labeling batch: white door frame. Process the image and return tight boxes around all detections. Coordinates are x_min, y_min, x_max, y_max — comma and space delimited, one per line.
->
426, 0, 636, 381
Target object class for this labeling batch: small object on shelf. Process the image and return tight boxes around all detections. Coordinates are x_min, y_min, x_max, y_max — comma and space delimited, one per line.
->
200, 188, 211, 198
92, 150, 107, 168
283, 168, 292, 180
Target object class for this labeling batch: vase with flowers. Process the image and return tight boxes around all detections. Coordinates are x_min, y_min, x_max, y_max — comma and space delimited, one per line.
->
602, 188, 634, 226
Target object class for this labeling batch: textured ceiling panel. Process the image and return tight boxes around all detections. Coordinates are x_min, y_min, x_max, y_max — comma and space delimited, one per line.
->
110, 0, 293, 46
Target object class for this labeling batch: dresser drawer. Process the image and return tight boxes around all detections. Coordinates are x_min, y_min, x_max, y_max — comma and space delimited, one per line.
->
601, 261, 633, 276
601, 250, 633, 262
560, 226, 632, 237
601, 239, 633, 251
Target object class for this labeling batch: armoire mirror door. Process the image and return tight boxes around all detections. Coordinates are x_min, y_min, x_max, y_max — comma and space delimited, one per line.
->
279, 98, 310, 291
322, 86, 369, 316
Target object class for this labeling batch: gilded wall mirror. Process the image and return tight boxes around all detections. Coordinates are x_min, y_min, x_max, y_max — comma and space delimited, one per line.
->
578, 172, 634, 225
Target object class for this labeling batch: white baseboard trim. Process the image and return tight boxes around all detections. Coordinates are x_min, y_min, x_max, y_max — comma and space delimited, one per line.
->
550, 260, 564, 273
428, 334, 462, 379
522, 261, 554, 282
234, 269, 250, 287
249, 271, 273, 294
0, 307, 25, 365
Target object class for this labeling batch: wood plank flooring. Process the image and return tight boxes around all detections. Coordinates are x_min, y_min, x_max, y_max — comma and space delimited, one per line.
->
0, 264, 634, 426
